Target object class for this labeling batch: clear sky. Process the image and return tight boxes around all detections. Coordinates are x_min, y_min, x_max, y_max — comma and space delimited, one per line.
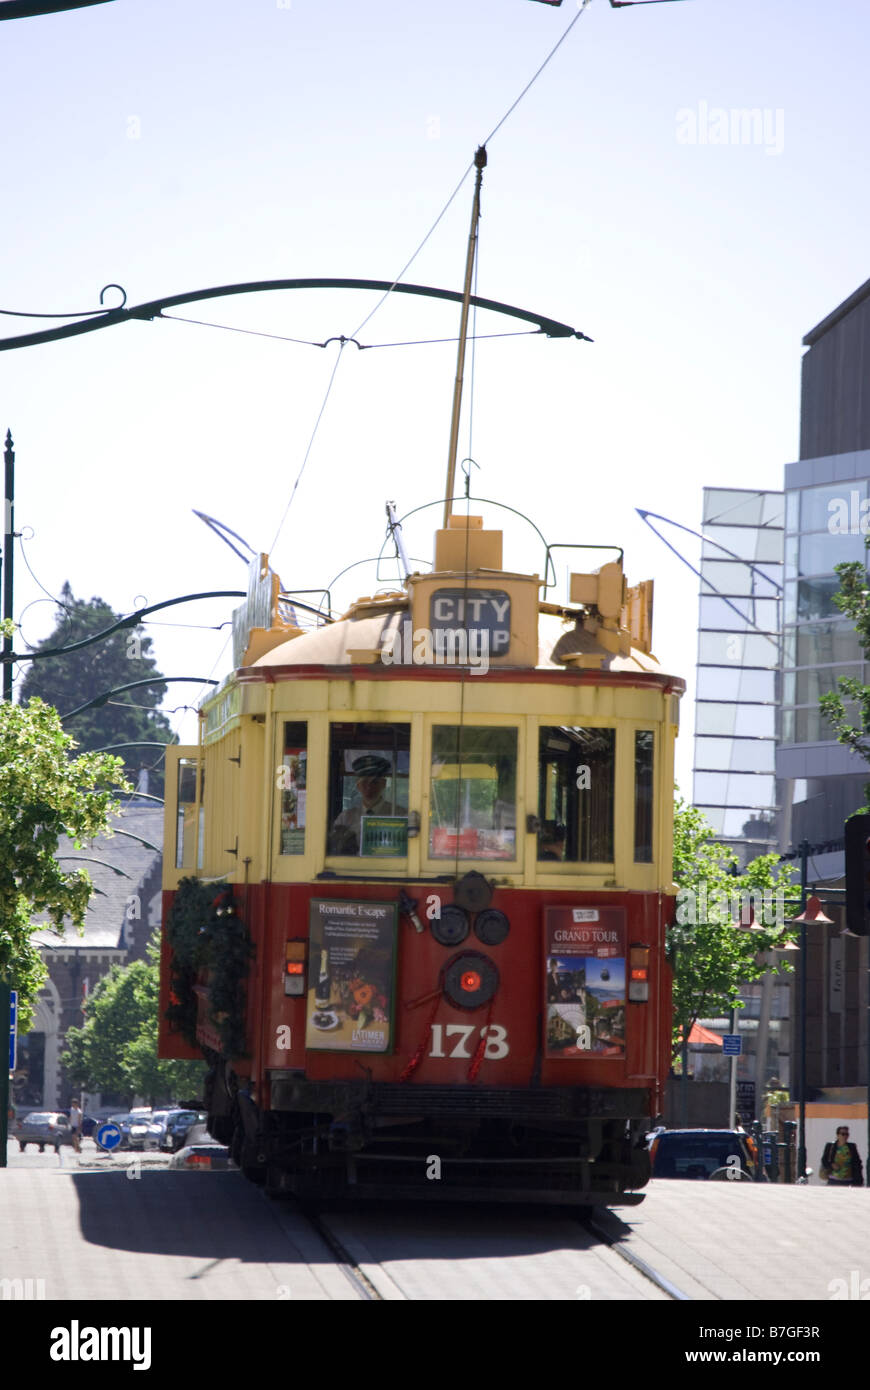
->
2, 0, 869, 794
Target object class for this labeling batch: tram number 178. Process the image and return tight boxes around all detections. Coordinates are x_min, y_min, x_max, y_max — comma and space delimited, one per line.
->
429, 1024, 509, 1059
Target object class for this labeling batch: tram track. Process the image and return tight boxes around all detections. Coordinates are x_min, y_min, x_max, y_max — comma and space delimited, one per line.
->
583, 1210, 691, 1302
266, 1193, 680, 1301
296, 1204, 386, 1301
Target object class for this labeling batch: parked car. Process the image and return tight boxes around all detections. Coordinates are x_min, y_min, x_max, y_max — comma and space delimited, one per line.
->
162, 1109, 207, 1153
14, 1111, 73, 1153
169, 1125, 235, 1171
107, 1113, 158, 1151
145, 1111, 172, 1147
650, 1128, 758, 1180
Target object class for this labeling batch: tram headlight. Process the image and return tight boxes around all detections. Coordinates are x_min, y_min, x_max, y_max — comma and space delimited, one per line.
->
628, 944, 650, 1003
443, 952, 499, 1010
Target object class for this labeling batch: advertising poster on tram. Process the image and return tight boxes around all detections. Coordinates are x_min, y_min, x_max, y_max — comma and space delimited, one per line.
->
544, 906, 626, 1059
305, 899, 397, 1053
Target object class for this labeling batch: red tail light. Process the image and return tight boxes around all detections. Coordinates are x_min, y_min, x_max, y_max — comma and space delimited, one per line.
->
629, 945, 650, 1002
284, 941, 307, 996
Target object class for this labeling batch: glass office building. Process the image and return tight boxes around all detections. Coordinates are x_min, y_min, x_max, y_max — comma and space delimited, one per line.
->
778, 454, 870, 872
692, 488, 784, 868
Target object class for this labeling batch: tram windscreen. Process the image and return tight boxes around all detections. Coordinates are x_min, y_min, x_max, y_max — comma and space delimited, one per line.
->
429, 725, 517, 860
537, 727, 615, 863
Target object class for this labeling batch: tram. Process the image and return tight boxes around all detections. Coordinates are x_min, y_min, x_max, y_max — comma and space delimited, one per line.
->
157, 503, 684, 1205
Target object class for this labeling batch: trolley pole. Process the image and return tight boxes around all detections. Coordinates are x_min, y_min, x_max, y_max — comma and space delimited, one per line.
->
0, 428, 14, 1167
443, 146, 486, 527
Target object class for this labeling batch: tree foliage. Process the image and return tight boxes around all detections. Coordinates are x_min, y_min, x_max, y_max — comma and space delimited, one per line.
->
818, 558, 870, 810
0, 698, 128, 1029
62, 934, 204, 1105
17, 584, 173, 797
668, 797, 800, 1054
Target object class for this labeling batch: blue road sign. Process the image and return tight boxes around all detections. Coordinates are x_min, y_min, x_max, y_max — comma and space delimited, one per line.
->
96, 1123, 122, 1152
8, 990, 16, 1073
722, 1033, 742, 1056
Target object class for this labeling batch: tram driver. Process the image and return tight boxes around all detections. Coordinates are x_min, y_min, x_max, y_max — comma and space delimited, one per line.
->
328, 754, 393, 855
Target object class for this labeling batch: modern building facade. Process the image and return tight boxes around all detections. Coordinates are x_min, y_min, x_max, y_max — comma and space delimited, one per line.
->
686, 277, 870, 1102
692, 487, 783, 870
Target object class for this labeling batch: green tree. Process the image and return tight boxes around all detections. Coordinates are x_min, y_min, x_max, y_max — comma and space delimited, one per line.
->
818, 557, 870, 810
668, 797, 800, 1056
17, 584, 173, 797
0, 698, 127, 1029
62, 934, 204, 1104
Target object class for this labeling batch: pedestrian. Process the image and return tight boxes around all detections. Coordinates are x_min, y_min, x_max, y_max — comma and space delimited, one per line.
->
69, 1097, 82, 1155
820, 1125, 864, 1187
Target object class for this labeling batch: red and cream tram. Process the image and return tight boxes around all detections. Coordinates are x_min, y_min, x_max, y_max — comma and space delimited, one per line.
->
158, 511, 684, 1205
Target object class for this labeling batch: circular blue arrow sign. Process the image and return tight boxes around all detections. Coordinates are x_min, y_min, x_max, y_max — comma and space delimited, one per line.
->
96, 1123, 122, 1151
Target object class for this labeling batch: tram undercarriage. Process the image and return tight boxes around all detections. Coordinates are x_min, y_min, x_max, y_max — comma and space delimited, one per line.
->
206, 1059, 651, 1204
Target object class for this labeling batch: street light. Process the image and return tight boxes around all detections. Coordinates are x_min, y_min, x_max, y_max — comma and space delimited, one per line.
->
790, 894, 833, 1181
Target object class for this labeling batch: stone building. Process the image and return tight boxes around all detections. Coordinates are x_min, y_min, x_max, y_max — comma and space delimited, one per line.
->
13, 802, 163, 1110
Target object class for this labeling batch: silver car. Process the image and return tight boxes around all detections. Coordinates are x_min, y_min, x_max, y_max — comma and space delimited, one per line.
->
15, 1111, 73, 1153
109, 1113, 157, 1151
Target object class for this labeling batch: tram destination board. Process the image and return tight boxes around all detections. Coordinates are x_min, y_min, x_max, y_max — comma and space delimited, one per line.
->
429, 588, 511, 656
305, 899, 397, 1054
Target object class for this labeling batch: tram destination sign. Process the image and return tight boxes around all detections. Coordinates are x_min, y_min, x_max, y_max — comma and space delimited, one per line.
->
429, 588, 511, 659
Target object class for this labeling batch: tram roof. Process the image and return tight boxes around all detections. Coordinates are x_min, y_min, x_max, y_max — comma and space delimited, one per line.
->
246, 607, 672, 679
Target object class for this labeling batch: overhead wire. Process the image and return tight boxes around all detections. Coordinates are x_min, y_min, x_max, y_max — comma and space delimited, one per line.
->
159, 310, 322, 349
269, 339, 348, 555
158, 310, 540, 352
159, 8, 591, 562
349, 0, 591, 341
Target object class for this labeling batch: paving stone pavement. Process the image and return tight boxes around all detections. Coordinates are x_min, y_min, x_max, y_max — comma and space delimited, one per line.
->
595, 1179, 870, 1301
0, 1169, 357, 1301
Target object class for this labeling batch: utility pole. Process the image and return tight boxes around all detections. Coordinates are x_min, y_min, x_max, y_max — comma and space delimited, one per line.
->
0, 428, 14, 1165
798, 837, 808, 1182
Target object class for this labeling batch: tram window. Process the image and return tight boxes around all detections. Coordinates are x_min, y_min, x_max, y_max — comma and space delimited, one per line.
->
175, 758, 204, 871
538, 727, 615, 863
634, 730, 654, 863
327, 722, 410, 856
279, 721, 308, 855
429, 725, 517, 860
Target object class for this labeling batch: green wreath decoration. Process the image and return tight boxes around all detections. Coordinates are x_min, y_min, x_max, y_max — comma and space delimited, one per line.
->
165, 878, 253, 1058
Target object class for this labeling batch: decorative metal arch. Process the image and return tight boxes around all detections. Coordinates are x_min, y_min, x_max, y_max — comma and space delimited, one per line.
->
0, 278, 592, 353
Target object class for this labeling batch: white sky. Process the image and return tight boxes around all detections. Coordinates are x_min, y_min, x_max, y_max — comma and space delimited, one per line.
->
3, 0, 868, 795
